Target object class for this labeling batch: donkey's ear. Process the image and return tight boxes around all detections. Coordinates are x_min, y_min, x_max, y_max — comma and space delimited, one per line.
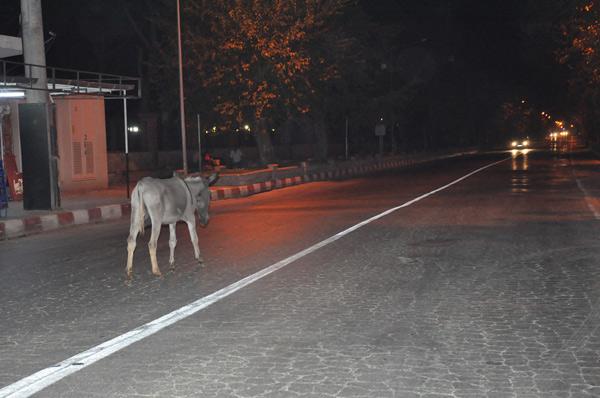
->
206, 173, 219, 186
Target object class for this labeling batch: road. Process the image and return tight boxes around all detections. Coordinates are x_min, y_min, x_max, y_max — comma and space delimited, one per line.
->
1, 150, 600, 397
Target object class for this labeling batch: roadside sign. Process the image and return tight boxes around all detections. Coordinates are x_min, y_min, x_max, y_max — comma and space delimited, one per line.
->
375, 123, 386, 136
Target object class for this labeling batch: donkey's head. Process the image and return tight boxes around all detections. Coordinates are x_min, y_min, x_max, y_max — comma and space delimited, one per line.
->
186, 173, 218, 226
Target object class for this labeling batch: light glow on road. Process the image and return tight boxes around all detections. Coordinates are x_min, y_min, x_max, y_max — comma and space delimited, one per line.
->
0, 157, 509, 398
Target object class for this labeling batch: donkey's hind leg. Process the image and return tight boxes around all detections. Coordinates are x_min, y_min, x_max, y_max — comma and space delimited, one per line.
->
168, 223, 177, 270
148, 221, 163, 276
125, 207, 142, 279
125, 228, 139, 279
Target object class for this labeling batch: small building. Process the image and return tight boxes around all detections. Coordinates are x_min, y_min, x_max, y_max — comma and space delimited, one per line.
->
55, 95, 109, 191
1, 56, 140, 196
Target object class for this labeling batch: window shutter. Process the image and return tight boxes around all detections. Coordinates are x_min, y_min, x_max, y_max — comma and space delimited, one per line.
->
85, 141, 94, 174
73, 141, 82, 175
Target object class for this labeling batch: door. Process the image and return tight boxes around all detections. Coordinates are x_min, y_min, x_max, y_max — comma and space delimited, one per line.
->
71, 101, 96, 180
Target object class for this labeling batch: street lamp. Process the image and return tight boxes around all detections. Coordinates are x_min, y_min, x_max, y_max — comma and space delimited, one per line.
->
176, 0, 188, 175
380, 62, 396, 154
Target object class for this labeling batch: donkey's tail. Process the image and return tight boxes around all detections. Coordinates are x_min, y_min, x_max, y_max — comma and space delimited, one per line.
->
130, 182, 146, 236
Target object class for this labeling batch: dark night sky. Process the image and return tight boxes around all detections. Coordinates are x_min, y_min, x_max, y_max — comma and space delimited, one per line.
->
370, 0, 569, 108
0, 0, 570, 115
1, 1, 137, 75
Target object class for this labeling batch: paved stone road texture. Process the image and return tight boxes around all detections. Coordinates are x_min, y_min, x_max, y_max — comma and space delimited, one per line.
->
1, 151, 599, 397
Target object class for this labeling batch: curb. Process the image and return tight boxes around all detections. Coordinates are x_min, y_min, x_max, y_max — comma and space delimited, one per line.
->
0, 154, 469, 240
0, 203, 132, 240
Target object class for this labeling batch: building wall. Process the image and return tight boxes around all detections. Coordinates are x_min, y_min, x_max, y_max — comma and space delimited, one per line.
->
55, 95, 108, 192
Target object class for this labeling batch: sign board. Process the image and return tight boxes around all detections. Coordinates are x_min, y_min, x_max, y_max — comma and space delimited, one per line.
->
375, 123, 386, 136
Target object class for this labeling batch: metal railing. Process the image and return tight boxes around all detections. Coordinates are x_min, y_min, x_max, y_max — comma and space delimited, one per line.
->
0, 59, 141, 99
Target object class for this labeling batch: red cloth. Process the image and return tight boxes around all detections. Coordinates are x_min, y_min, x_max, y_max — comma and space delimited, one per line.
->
4, 153, 22, 200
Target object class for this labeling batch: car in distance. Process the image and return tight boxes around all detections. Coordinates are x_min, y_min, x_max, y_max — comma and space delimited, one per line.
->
510, 138, 530, 149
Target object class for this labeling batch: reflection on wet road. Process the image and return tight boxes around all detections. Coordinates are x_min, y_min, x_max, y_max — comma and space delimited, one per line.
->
511, 149, 529, 193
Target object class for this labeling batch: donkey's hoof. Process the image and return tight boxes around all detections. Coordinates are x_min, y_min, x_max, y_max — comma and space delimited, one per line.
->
152, 270, 163, 277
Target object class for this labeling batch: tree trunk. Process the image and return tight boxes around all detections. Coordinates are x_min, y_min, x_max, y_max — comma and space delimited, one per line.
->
315, 120, 328, 160
280, 118, 294, 159
253, 118, 274, 165
312, 116, 328, 161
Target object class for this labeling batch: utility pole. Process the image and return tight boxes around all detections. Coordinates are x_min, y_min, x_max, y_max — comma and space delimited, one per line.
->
123, 93, 130, 198
345, 116, 348, 160
197, 114, 202, 172
21, 0, 48, 104
20, 0, 59, 209
176, 0, 188, 175
388, 67, 396, 154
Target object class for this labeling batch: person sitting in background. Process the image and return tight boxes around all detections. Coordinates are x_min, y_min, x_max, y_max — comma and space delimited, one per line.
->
229, 147, 243, 168
202, 152, 213, 170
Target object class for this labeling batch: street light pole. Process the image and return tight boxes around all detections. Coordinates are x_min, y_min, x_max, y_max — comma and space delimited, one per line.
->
388, 67, 396, 154
176, 0, 188, 175
123, 92, 130, 199
345, 116, 349, 160
381, 62, 396, 154
197, 114, 202, 172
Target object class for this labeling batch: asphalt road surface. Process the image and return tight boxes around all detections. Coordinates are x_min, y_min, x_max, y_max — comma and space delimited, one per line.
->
1, 150, 600, 398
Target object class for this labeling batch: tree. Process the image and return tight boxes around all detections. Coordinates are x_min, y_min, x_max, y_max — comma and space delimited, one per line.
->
557, 0, 600, 142
182, 0, 352, 164
120, 0, 180, 125
500, 100, 535, 138
558, 1, 600, 84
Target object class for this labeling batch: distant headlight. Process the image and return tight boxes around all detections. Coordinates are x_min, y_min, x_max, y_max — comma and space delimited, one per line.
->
511, 141, 518, 147
522, 140, 529, 146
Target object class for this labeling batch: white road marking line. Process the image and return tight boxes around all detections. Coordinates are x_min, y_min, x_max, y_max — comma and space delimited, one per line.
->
0, 157, 507, 398
569, 156, 600, 220
575, 178, 600, 220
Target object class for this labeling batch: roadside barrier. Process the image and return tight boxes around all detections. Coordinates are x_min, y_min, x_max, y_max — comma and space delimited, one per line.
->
0, 150, 476, 240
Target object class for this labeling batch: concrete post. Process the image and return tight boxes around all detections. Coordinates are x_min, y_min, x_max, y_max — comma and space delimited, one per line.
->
20, 0, 48, 104
21, 0, 58, 209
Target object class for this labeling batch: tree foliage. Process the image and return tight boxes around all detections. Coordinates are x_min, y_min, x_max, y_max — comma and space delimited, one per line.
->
194, 1, 346, 119
501, 100, 534, 137
558, 1, 600, 84
557, 0, 600, 142
116, 1, 514, 159
165, 0, 354, 163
